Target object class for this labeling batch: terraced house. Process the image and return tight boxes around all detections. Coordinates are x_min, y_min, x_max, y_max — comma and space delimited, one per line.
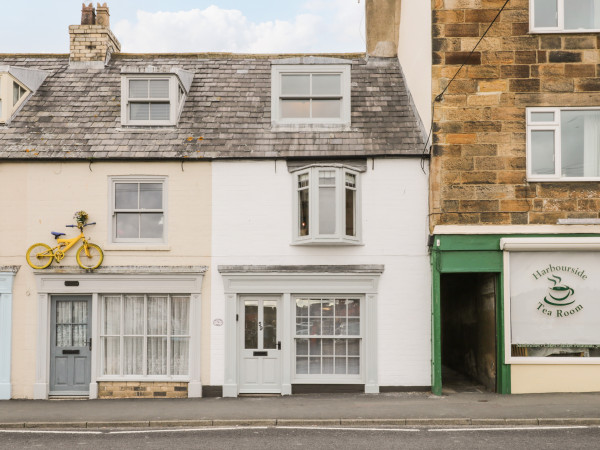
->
426, 0, 600, 394
0, 2, 431, 399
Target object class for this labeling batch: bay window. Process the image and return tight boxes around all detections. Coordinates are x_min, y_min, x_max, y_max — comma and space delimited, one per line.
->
101, 294, 190, 377
531, 0, 600, 32
527, 107, 600, 181
292, 165, 361, 244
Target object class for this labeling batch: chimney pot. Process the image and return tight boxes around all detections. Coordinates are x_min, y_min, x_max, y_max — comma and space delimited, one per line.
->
96, 3, 111, 28
81, 3, 96, 25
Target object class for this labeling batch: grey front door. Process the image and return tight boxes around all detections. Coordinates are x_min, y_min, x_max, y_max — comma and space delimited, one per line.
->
50, 296, 92, 395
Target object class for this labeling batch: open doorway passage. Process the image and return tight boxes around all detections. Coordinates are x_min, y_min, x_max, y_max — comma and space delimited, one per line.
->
440, 273, 497, 393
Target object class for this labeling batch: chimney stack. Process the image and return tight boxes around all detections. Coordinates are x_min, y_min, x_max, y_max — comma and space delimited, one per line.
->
365, 0, 401, 58
69, 3, 121, 68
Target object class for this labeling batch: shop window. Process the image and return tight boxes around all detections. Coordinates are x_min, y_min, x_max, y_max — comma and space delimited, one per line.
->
294, 297, 362, 378
504, 244, 600, 361
109, 176, 167, 244
527, 107, 600, 181
271, 64, 351, 127
101, 294, 190, 377
531, 0, 600, 32
292, 166, 361, 245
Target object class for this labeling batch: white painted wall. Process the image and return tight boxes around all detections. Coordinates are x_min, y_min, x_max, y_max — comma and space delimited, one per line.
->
211, 158, 431, 387
398, 0, 432, 131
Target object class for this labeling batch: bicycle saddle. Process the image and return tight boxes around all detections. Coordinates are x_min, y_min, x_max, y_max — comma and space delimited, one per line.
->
51, 231, 66, 238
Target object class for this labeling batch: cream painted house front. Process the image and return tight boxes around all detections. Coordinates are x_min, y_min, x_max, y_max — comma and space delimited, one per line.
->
0, 161, 211, 399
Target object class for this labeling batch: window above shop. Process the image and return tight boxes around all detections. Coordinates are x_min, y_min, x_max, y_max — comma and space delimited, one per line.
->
291, 164, 362, 245
527, 107, 600, 181
120, 66, 193, 127
109, 176, 167, 245
530, 0, 600, 32
271, 63, 351, 129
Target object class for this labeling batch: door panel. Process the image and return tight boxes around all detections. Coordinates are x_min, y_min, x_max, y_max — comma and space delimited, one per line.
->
50, 296, 92, 395
239, 296, 282, 393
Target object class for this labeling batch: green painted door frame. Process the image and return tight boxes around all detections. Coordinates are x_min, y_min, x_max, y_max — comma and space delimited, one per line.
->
430, 238, 510, 395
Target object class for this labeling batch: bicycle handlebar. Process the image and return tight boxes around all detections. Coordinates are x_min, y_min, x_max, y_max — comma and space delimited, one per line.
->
66, 222, 96, 228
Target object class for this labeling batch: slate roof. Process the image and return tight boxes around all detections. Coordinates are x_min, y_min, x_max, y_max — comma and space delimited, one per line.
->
0, 54, 425, 160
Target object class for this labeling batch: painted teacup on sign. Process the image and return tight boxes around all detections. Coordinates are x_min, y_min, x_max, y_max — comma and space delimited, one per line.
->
545, 275, 575, 306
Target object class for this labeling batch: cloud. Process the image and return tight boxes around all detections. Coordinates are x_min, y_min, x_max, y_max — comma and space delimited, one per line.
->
112, 3, 364, 53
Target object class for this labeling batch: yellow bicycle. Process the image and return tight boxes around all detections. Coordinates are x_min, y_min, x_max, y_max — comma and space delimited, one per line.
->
26, 222, 104, 270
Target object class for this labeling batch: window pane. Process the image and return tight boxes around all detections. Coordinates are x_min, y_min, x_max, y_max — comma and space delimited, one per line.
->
140, 183, 163, 209
296, 317, 308, 335
171, 337, 189, 375
103, 337, 120, 375
309, 317, 321, 335
561, 110, 600, 177
171, 296, 190, 335
147, 296, 168, 335
296, 357, 308, 374
115, 183, 138, 209
312, 74, 341, 96
534, 0, 558, 27
124, 337, 143, 375
245, 301, 258, 349
13, 82, 25, 106
150, 103, 170, 120
263, 301, 277, 350
322, 339, 334, 355
140, 213, 164, 239
565, 0, 600, 29
147, 337, 167, 375
312, 99, 341, 119
296, 339, 308, 355
319, 172, 336, 234
348, 357, 360, 374
115, 213, 139, 239
130, 103, 150, 120
345, 186, 355, 236
149, 79, 169, 98
299, 188, 309, 236
103, 296, 121, 335
323, 357, 334, 374
531, 130, 555, 175
124, 296, 144, 335
531, 112, 555, 122
130, 80, 148, 98
281, 74, 310, 96
281, 99, 310, 118
296, 299, 309, 317
348, 339, 360, 356
309, 357, 321, 374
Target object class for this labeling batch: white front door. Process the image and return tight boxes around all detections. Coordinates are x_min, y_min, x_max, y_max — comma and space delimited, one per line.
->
239, 296, 282, 393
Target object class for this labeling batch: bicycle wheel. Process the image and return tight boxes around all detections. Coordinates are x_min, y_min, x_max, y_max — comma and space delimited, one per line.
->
26, 243, 54, 269
76, 243, 104, 269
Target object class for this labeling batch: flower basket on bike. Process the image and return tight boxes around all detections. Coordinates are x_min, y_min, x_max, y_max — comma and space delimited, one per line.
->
26, 212, 104, 270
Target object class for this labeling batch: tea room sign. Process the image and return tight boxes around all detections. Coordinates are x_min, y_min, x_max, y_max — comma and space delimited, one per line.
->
509, 251, 600, 346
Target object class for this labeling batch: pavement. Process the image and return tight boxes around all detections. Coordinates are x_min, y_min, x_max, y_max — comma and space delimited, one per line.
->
1, 391, 600, 429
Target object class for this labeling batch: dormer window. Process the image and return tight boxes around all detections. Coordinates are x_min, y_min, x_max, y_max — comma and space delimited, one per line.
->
120, 67, 194, 127
271, 59, 351, 129
0, 74, 30, 123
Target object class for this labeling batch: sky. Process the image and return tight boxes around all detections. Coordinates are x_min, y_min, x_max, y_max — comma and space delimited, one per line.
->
0, 1, 366, 54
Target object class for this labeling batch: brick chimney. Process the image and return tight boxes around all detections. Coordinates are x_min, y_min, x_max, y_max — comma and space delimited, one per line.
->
69, 3, 121, 68
365, 0, 401, 57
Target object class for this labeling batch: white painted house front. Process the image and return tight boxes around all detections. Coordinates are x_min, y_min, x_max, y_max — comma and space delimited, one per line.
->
211, 158, 431, 396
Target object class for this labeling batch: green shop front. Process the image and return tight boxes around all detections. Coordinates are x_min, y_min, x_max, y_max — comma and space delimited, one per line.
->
430, 227, 600, 394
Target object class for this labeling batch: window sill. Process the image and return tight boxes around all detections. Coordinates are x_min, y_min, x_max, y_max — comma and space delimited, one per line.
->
529, 29, 600, 34
527, 177, 600, 182
115, 126, 178, 132
104, 244, 171, 251
291, 239, 363, 246
271, 123, 351, 132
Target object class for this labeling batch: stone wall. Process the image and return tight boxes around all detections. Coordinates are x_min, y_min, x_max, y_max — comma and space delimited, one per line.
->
431, 0, 600, 227
98, 382, 188, 398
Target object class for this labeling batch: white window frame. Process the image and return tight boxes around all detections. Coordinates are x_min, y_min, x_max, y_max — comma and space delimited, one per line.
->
120, 75, 184, 126
109, 176, 168, 245
526, 106, 600, 181
271, 64, 351, 127
0, 73, 30, 124
291, 165, 362, 245
99, 293, 191, 380
530, 0, 600, 33
292, 295, 364, 383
